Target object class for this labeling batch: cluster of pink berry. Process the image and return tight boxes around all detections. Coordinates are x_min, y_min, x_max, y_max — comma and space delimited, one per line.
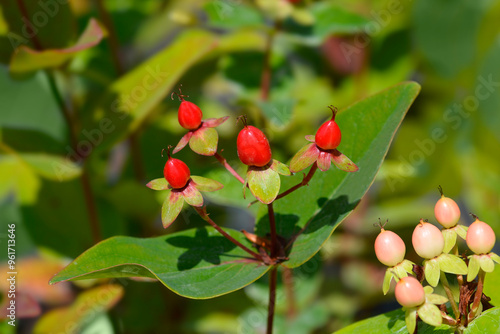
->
374, 187, 499, 333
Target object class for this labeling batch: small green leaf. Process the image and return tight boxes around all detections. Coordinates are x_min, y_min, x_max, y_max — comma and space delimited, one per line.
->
189, 127, 219, 156
382, 269, 392, 295
311, 3, 369, 41
289, 143, 319, 173
173, 132, 192, 154
479, 255, 495, 273
401, 259, 415, 273
455, 224, 468, 239
417, 303, 442, 327
191, 176, 224, 192
468, 255, 481, 282
490, 252, 500, 264
146, 178, 169, 191
10, 19, 105, 74
423, 286, 434, 295
393, 264, 410, 282
331, 149, 359, 172
317, 151, 331, 171
442, 229, 457, 253
50, 227, 270, 299
161, 190, 184, 228
437, 253, 468, 275
270, 159, 291, 176
247, 167, 280, 204
424, 259, 440, 287
33, 284, 123, 334
405, 308, 417, 334
182, 183, 203, 207
426, 293, 448, 305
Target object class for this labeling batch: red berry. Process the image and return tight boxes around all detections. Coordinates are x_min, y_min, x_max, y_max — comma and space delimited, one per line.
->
163, 155, 191, 189
412, 220, 444, 259
178, 100, 203, 130
434, 186, 460, 228
315, 106, 342, 150
237, 125, 272, 167
466, 217, 496, 254
375, 229, 406, 267
395, 276, 425, 308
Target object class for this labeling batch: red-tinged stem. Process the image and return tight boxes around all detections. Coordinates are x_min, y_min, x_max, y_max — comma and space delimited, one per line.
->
440, 272, 460, 320
282, 267, 297, 319
276, 163, 318, 200
469, 269, 486, 320
214, 152, 245, 184
194, 207, 262, 261
441, 313, 458, 326
260, 21, 281, 101
16, 0, 43, 50
268, 202, 278, 258
267, 266, 278, 334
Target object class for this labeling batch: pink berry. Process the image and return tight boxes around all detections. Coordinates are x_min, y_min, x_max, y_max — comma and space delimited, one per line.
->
434, 187, 460, 228
395, 276, 425, 308
466, 217, 496, 255
374, 229, 406, 267
412, 220, 444, 259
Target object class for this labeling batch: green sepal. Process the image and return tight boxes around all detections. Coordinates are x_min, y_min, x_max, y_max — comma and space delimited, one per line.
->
289, 143, 319, 173
393, 263, 410, 282
437, 253, 468, 275
417, 302, 442, 327
190, 176, 224, 192
442, 228, 457, 254
404, 308, 417, 334
146, 178, 170, 191
424, 259, 440, 287
331, 149, 359, 172
382, 268, 393, 295
182, 183, 203, 207
173, 132, 192, 154
270, 159, 291, 176
454, 224, 468, 239
423, 285, 434, 295
426, 293, 448, 305
161, 190, 184, 228
189, 127, 219, 156
467, 255, 480, 282
490, 252, 500, 264
247, 167, 280, 204
401, 259, 416, 274
479, 255, 495, 273
317, 151, 332, 171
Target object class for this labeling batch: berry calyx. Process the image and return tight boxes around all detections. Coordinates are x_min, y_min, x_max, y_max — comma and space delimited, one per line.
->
395, 276, 425, 308
315, 105, 342, 150
374, 226, 406, 267
434, 186, 461, 228
412, 220, 444, 259
172, 87, 203, 130
466, 214, 496, 255
236, 117, 272, 167
162, 148, 191, 189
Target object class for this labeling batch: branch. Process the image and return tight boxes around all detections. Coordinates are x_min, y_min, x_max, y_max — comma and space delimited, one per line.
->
214, 152, 245, 184
276, 163, 318, 200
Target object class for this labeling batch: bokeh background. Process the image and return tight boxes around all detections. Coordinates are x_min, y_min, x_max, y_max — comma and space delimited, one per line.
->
0, 0, 499, 333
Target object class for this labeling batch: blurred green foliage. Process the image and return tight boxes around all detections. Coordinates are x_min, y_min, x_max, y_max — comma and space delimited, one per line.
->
0, 0, 499, 333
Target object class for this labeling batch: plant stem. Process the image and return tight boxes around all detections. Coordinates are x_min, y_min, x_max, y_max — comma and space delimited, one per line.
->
267, 266, 278, 334
46, 71, 102, 244
268, 202, 278, 258
282, 267, 297, 319
440, 272, 460, 320
15, 0, 43, 50
276, 163, 318, 200
260, 21, 281, 101
452, 244, 465, 287
469, 269, 486, 320
214, 152, 245, 184
194, 207, 262, 261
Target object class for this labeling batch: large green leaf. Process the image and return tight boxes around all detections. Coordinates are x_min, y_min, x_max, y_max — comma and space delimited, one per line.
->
311, 3, 369, 41
256, 82, 421, 268
50, 227, 270, 299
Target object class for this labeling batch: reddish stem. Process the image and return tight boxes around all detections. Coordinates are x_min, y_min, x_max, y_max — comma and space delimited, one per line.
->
16, 0, 43, 50
214, 152, 245, 184
282, 267, 297, 319
469, 269, 486, 321
266, 267, 278, 334
194, 207, 262, 261
260, 21, 281, 101
276, 163, 318, 200
268, 202, 278, 258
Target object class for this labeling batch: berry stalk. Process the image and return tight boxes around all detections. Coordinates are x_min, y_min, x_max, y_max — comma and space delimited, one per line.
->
439, 271, 460, 320
276, 163, 318, 200
266, 266, 278, 334
214, 152, 245, 184
469, 269, 486, 321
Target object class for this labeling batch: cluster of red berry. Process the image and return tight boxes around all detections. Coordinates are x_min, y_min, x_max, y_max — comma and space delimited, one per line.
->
374, 188, 498, 333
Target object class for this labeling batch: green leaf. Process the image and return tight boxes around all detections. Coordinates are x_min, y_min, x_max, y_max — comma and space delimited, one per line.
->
426, 293, 448, 305
468, 255, 481, 282
21, 153, 81, 181
454, 224, 468, 239
189, 127, 218, 156
204, 2, 263, 29
10, 19, 105, 75
33, 284, 123, 334
465, 307, 500, 333
257, 82, 420, 268
270, 159, 291, 176
442, 228, 457, 253
484, 265, 500, 305
182, 183, 203, 207
417, 303, 442, 327
437, 253, 468, 275
311, 3, 369, 41
247, 167, 281, 204
161, 190, 183, 228
424, 259, 440, 287
479, 254, 495, 273
405, 308, 417, 334
146, 178, 169, 191
50, 227, 270, 299
289, 143, 319, 173
191, 176, 224, 192
382, 269, 392, 295
334, 308, 407, 334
